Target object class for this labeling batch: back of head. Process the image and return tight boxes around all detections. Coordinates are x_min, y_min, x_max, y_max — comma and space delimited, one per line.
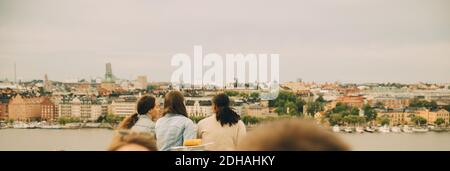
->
213, 93, 240, 126
163, 91, 187, 117
108, 131, 157, 151
237, 119, 350, 151
118, 95, 156, 129
137, 95, 156, 115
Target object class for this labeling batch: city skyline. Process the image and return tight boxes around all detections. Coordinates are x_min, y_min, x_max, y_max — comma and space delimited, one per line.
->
1, 0, 449, 83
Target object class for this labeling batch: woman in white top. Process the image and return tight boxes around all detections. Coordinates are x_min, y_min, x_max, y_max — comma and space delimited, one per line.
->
197, 93, 246, 151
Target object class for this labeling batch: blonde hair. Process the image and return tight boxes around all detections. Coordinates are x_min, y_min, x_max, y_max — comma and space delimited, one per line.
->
237, 119, 350, 151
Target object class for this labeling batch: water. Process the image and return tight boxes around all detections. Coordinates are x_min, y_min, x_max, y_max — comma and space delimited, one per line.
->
1, 129, 450, 151
0, 129, 115, 151
338, 132, 450, 151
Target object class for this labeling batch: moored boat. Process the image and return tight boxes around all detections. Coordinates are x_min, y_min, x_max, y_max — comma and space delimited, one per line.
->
391, 126, 401, 133
332, 125, 340, 133
378, 125, 390, 133
412, 127, 429, 133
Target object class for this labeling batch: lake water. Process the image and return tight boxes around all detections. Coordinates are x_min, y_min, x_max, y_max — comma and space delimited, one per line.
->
1, 129, 450, 151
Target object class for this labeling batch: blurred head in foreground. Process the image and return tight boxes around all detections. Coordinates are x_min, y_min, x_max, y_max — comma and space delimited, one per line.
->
108, 131, 157, 151
237, 119, 350, 151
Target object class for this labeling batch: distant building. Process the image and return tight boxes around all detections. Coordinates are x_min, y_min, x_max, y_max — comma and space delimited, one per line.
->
369, 97, 410, 109
44, 74, 52, 92
185, 97, 213, 117
8, 95, 44, 121
416, 109, 449, 125
110, 96, 137, 117
0, 94, 11, 120
101, 63, 119, 92
41, 97, 58, 122
336, 95, 365, 108
0, 101, 7, 120
103, 63, 115, 83
244, 104, 270, 116
377, 111, 412, 126
58, 96, 105, 121
135, 76, 148, 90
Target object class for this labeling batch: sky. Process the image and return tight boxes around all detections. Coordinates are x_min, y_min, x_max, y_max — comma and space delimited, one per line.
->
0, 0, 449, 83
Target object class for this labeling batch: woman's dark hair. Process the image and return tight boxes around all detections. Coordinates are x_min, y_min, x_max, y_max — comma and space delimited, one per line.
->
163, 91, 188, 117
121, 95, 156, 129
213, 93, 240, 126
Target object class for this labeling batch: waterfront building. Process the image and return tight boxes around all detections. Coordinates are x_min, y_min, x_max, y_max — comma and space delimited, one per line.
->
110, 96, 137, 117
41, 97, 58, 122
58, 96, 104, 121
377, 111, 411, 126
0, 94, 11, 120
416, 109, 450, 125
8, 94, 44, 121
58, 97, 73, 118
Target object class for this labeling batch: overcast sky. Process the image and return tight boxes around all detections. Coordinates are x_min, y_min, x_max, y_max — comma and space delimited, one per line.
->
0, 0, 449, 83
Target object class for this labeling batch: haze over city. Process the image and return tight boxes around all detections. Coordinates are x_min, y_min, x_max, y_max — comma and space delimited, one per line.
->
1, 0, 449, 83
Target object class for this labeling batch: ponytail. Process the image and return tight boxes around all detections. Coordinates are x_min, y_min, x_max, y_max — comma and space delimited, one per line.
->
117, 113, 139, 129
216, 106, 240, 126
213, 93, 240, 126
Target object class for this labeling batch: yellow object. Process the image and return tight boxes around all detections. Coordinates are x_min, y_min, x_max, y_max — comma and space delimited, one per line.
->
183, 139, 202, 146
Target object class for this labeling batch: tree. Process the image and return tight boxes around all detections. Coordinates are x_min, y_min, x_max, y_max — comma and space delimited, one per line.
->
374, 102, 385, 109
57, 116, 81, 125
103, 114, 125, 124
428, 101, 438, 111
329, 113, 343, 126
250, 92, 260, 100
377, 115, 390, 126
306, 101, 324, 116
434, 118, 445, 126
343, 115, 359, 125
315, 95, 326, 103
411, 116, 427, 126
146, 85, 156, 91
284, 101, 298, 115
224, 91, 239, 97
271, 91, 305, 115
444, 105, 450, 113
240, 92, 249, 99
409, 98, 438, 110
363, 104, 377, 121
241, 115, 261, 125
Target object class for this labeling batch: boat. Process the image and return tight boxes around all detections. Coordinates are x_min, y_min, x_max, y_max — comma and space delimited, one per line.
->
402, 125, 413, 133
344, 127, 353, 133
13, 122, 30, 129
430, 127, 446, 132
391, 126, 401, 133
364, 127, 375, 133
412, 127, 429, 133
332, 125, 340, 133
26, 122, 40, 129
356, 127, 364, 133
378, 125, 390, 133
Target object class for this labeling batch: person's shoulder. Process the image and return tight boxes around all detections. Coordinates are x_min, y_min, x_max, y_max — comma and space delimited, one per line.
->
197, 115, 214, 126
237, 120, 246, 127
